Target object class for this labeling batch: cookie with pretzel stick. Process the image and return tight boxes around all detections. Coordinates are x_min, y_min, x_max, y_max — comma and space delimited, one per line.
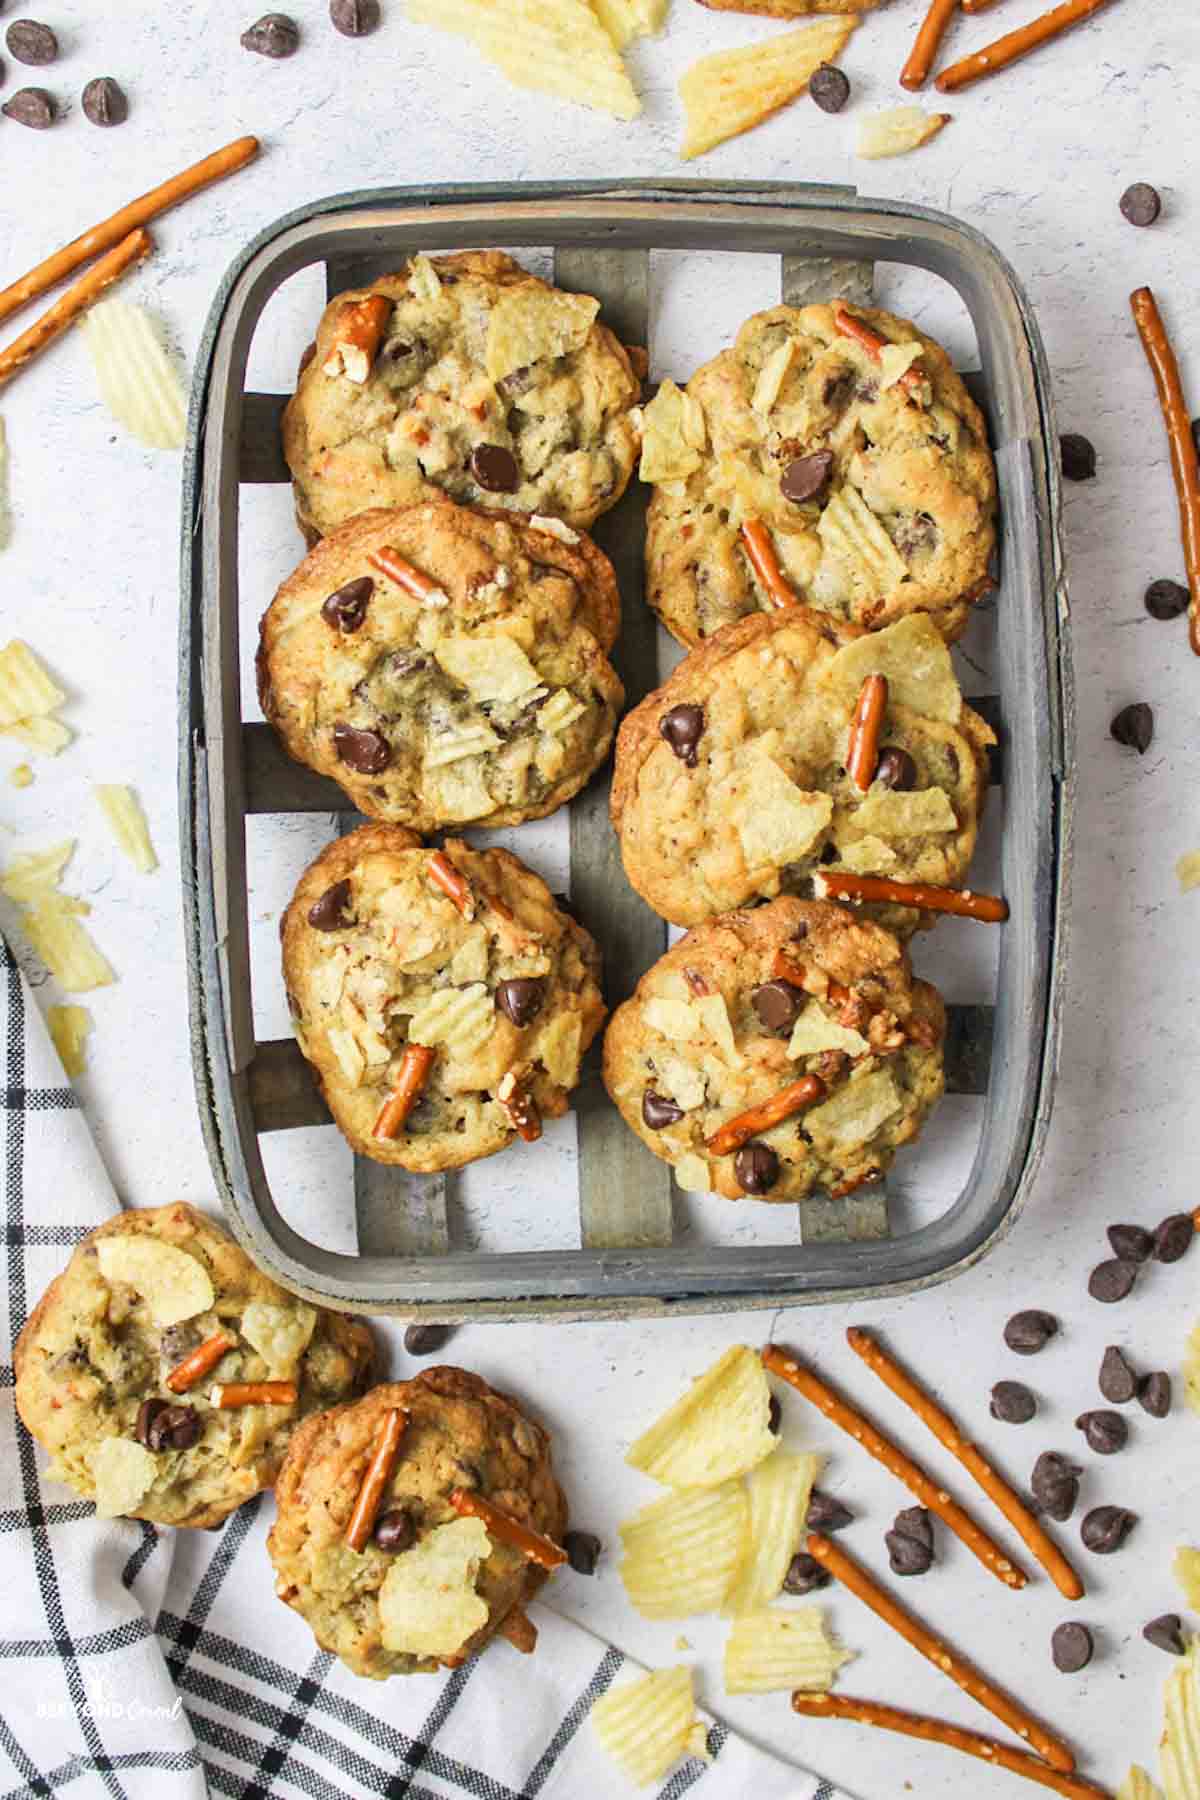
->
282, 249, 642, 543
611, 607, 995, 932
643, 299, 996, 648
268, 1367, 567, 1679
602, 897, 944, 1203
282, 825, 605, 1172
257, 499, 623, 831
13, 1203, 373, 1528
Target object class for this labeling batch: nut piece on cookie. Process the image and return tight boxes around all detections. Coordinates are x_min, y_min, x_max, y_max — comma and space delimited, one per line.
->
13, 1203, 374, 1528
283, 249, 642, 542
267, 1368, 566, 1679
644, 299, 996, 648
257, 499, 624, 831
602, 897, 945, 1203
611, 608, 995, 932
281, 824, 606, 1173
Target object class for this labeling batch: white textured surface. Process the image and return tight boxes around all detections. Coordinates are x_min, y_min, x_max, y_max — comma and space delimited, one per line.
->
0, 2, 1197, 1794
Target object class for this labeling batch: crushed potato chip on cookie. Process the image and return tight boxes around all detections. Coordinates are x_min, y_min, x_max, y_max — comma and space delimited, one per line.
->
626, 1344, 777, 1488
852, 786, 958, 838
378, 1517, 492, 1657
91, 1436, 158, 1519
241, 1299, 317, 1376
638, 380, 708, 485
789, 1003, 869, 1061
485, 285, 602, 385
95, 1235, 215, 1326
825, 615, 963, 724
806, 1068, 902, 1148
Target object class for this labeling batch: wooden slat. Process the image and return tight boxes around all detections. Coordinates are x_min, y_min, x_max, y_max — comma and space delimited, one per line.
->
355, 1158, 450, 1257
243, 721, 352, 814
781, 256, 874, 309
943, 1002, 993, 1097
240, 392, 290, 483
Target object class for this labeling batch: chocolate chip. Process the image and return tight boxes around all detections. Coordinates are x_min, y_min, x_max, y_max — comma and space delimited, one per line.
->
321, 575, 373, 632
1106, 1222, 1154, 1264
330, 0, 379, 33
135, 1397, 169, 1449
7, 19, 57, 63
768, 1393, 781, 1434
752, 980, 802, 1036
809, 62, 850, 112
874, 746, 918, 791
136, 1397, 200, 1452
1074, 1410, 1127, 1455
1088, 1259, 1138, 1303
404, 1322, 453, 1356
241, 13, 299, 55
564, 1530, 602, 1575
783, 1552, 831, 1594
659, 704, 705, 767
806, 1489, 853, 1533
780, 452, 834, 503
470, 443, 520, 493
1060, 433, 1097, 481
1139, 1371, 1171, 1418
990, 1380, 1036, 1424
81, 76, 127, 126
1143, 1613, 1185, 1656
373, 1508, 415, 1553
1031, 1452, 1081, 1522
1081, 1505, 1136, 1554
1144, 579, 1190, 621
1120, 182, 1161, 227
1153, 1212, 1193, 1263
1098, 1346, 1138, 1405
333, 722, 390, 773
642, 1089, 684, 1131
495, 977, 545, 1028
1051, 1622, 1093, 1673
894, 1506, 934, 1552
2, 86, 54, 126
1110, 703, 1153, 753
734, 1141, 779, 1195
886, 1505, 934, 1576
1004, 1310, 1058, 1355
307, 879, 353, 931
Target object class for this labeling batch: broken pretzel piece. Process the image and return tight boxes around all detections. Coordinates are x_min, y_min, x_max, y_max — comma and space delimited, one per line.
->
813, 869, 1009, 923
373, 1044, 436, 1141
740, 519, 799, 611
165, 1331, 235, 1394
833, 305, 925, 395
448, 1488, 567, 1571
427, 850, 475, 919
345, 1407, 408, 1552
366, 544, 448, 606
1131, 287, 1200, 657
322, 294, 393, 384
497, 1070, 542, 1143
210, 1381, 297, 1408
705, 1075, 826, 1156
847, 674, 888, 791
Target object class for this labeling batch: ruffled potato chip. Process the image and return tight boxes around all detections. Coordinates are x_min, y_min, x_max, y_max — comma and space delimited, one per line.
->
817, 488, 909, 594
1117, 1769, 1163, 1800
592, 0, 667, 49
1183, 1325, 1200, 1418
806, 1068, 902, 1148
327, 1025, 366, 1087
879, 342, 925, 390
694, 993, 741, 1066
723, 755, 833, 870
724, 1606, 853, 1694
1160, 1637, 1200, 1799
836, 833, 898, 873
1175, 1546, 1200, 1611
592, 1666, 702, 1788
425, 724, 504, 768
95, 784, 157, 874
91, 1437, 157, 1519
448, 932, 490, 986
825, 615, 962, 725
620, 1480, 748, 1617
0, 640, 66, 728
485, 284, 602, 384
674, 1152, 712, 1193
434, 636, 544, 707
408, 983, 496, 1056
407, 253, 443, 305
853, 786, 958, 838
679, 18, 857, 159
858, 106, 951, 161
48, 1003, 92, 1077
1, 715, 72, 754
532, 1010, 582, 1088
723, 1452, 819, 1616
752, 339, 796, 416
22, 898, 115, 993
655, 1053, 707, 1113
788, 1003, 869, 1061
82, 300, 187, 451
639, 380, 708, 484
1176, 851, 1200, 894
1, 839, 75, 903
626, 1344, 777, 1488
95, 1235, 215, 1326
538, 690, 587, 736
240, 1299, 317, 1376
643, 996, 700, 1041
378, 1518, 491, 1657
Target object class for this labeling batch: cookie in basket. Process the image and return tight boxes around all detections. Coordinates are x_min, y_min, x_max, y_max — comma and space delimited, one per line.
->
282, 249, 642, 542
602, 897, 945, 1203
642, 299, 996, 647
13, 1202, 374, 1529
611, 608, 995, 932
282, 824, 606, 1171
268, 1367, 567, 1679
257, 499, 624, 830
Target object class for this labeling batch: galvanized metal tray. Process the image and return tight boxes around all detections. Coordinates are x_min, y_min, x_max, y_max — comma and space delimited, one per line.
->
179, 178, 1072, 1320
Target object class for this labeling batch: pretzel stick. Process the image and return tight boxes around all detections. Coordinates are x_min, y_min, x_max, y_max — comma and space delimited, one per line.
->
833, 306, 925, 395
805, 1534, 1072, 1771
828, 1170, 882, 1199
813, 870, 1009, 923
845, 1328, 1083, 1599
901, 0, 961, 90
961, 0, 1005, 10
448, 1489, 567, 1570
373, 1043, 436, 1141
209, 1381, 297, 1408
165, 1331, 234, 1394
791, 1696, 1109, 1800
1131, 287, 1200, 657
761, 1346, 1027, 1592
498, 1606, 539, 1655
366, 545, 446, 604
0, 228, 152, 391
496, 1070, 542, 1143
934, 0, 1117, 92
0, 137, 259, 328
705, 1075, 826, 1156
427, 850, 475, 918
847, 675, 889, 791
322, 294, 392, 383
345, 1408, 407, 1552
740, 519, 798, 611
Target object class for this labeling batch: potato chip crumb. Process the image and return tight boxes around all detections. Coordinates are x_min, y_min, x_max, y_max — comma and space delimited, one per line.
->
858, 106, 951, 161
9, 762, 33, 788
1176, 850, 1200, 893
95, 784, 158, 874
1117, 1767, 1163, 1800
0, 640, 66, 729
674, 1635, 692, 1652
1159, 1637, 1200, 1799
48, 1003, 92, 1077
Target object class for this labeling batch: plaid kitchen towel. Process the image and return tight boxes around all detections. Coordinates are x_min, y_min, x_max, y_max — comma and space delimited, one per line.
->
0, 941, 846, 1800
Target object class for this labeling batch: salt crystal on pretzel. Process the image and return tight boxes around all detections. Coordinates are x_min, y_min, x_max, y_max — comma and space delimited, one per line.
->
345, 1407, 408, 1552
813, 869, 1009, 922
846, 674, 888, 791
935, 0, 1117, 93
448, 1487, 566, 1570
740, 518, 799, 611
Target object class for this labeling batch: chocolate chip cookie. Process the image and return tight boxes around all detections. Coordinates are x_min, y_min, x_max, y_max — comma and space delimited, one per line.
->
282, 249, 642, 542
611, 608, 994, 931
282, 824, 606, 1171
257, 500, 624, 829
643, 300, 996, 647
602, 898, 944, 1203
268, 1367, 566, 1679
14, 1203, 373, 1528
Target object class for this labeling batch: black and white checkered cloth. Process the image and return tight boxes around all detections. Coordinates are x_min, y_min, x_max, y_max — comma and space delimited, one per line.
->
0, 942, 845, 1800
